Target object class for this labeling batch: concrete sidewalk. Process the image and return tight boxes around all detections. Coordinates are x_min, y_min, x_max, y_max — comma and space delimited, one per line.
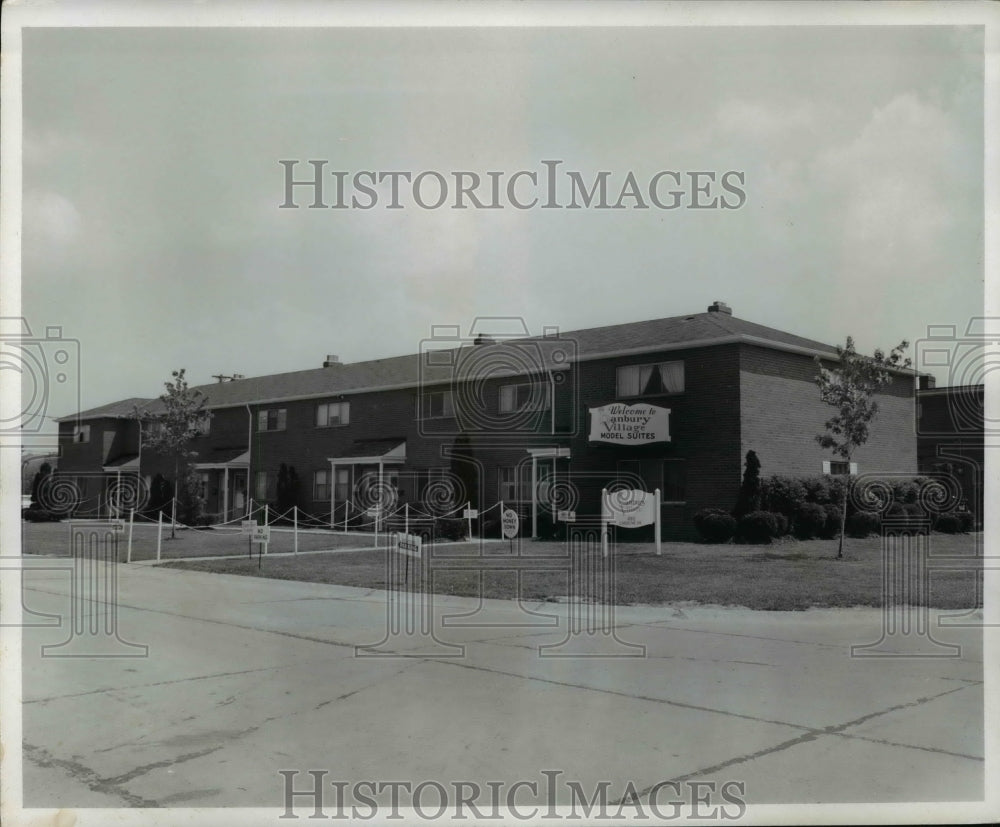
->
16, 560, 984, 812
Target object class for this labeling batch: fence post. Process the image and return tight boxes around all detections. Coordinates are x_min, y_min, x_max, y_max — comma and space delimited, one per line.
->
466, 501, 473, 542
156, 509, 163, 561
405, 502, 409, 537
344, 501, 349, 533
601, 488, 609, 558
264, 504, 269, 554
293, 505, 298, 554
170, 496, 177, 533
127, 508, 134, 563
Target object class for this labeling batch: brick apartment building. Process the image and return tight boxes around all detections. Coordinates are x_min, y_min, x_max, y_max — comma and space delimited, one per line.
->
916, 383, 985, 520
54, 302, 921, 539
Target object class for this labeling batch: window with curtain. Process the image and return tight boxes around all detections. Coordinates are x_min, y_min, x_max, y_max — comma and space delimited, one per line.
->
499, 382, 551, 413
616, 361, 684, 397
257, 408, 287, 432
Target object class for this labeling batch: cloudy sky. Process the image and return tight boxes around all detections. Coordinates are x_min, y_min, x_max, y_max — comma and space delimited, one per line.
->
18, 19, 984, 421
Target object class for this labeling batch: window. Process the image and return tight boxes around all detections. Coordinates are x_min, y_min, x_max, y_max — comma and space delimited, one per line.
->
617, 361, 684, 397
662, 460, 686, 502
334, 468, 351, 503
255, 471, 276, 501
499, 382, 551, 414
145, 420, 165, 438
317, 401, 350, 427
72, 424, 90, 444
198, 471, 210, 498
314, 470, 330, 501
192, 413, 211, 436
499, 467, 518, 503
823, 461, 857, 476
257, 408, 287, 432
422, 390, 455, 419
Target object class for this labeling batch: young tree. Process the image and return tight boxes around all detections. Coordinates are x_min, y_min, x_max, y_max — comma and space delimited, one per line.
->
815, 337, 911, 558
136, 369, 209, 538
734, 450, 761, 519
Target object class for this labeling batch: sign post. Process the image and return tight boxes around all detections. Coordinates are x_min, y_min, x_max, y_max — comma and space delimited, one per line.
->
601, 488, 661, 556
250, 523, 271, 569
463, 503, 479, 542
242, 519, 257, 559
395, 531, 422, 583
501, 507, 519, 554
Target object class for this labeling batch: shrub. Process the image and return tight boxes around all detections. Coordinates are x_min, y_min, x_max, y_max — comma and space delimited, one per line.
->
693, 508, 736, 543
821, 503, 843, 539
958, 511, 975, 533
736, 511, 781, 544
773, 513, 791, 536
734, 451, 762, 519
22, 506, 61, 523
793, 503, 828, 540
893, 480, 919, 505
846, 511, 881, 538
934, 513, 962, 534
761, 476, 807, 519
434, 517, 468, 541
802, 476, 833, 505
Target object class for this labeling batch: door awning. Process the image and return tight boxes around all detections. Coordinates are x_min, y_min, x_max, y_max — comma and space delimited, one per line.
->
192, 448, 250, 470
327, 439, 406, 465
102, 454, 140, 472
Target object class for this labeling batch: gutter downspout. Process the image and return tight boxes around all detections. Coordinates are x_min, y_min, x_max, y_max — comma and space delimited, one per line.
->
246, 404, 253, 518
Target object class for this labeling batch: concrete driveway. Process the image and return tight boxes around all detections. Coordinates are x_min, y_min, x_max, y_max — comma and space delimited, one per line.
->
12, 558, 985, 818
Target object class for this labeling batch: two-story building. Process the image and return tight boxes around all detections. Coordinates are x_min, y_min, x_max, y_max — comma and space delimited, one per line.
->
55, 302, 921, 539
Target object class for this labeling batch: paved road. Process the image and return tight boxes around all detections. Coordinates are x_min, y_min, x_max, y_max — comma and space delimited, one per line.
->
14, 558, 985, 816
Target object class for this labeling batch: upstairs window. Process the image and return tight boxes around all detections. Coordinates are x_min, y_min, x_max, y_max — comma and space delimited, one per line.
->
317, 401, 350, 427
72, 424, 90, 444
823, 461, 857, 476
422, 390, 455, 419
499, 382, 551, 414
257, 408, 286, 432
617, 361, 684, 397
192, 413, 212, 436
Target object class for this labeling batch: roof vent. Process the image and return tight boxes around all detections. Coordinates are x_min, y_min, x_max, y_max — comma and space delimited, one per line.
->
323, 355, 341, 367
707, 301, 732, 315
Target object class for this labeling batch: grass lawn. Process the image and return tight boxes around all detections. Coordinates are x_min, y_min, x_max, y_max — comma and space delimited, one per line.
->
153, 532, 984, 611
20, 521, 983, 610
19, 520, 387, 561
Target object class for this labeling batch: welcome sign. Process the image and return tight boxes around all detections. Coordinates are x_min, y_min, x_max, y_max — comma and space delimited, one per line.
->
588, 403, 671, 444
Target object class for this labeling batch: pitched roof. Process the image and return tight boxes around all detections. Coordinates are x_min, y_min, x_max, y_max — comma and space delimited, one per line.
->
62, 310, 843, 420
57, 397, 155, 423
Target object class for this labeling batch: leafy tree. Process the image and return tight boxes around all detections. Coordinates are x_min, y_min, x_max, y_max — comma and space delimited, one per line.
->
733, 450, 761, 518
815, 337, 911, 558
136, 369, 209, 538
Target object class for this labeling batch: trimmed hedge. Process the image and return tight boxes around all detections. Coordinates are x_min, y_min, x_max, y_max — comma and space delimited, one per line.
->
846, 511, 881, 538
793, 503, 828, 540
736, 511, 782, 544
693, 508, 737, 543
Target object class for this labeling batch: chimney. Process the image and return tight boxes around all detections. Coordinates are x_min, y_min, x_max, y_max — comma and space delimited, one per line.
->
919, 374, 936, 390
473, 334, 495, 345
323, 354, 341, 368
707, 301, 732, 315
